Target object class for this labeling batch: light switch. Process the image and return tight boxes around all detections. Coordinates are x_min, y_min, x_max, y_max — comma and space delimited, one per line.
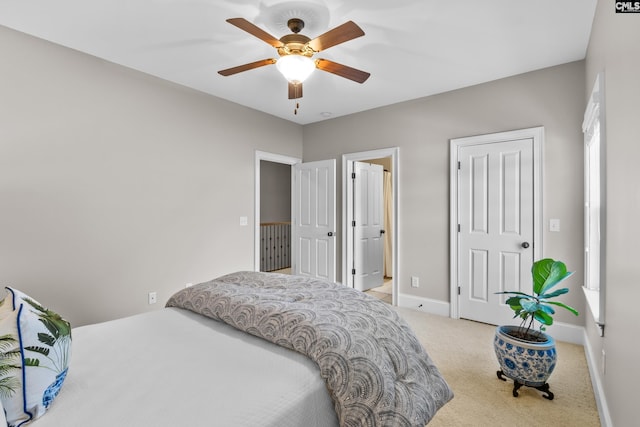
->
239, 216, 248, 226
550, 219, 560, 232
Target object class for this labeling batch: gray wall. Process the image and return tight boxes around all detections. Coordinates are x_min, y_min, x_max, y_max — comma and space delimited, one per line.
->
583, 1, 640, 425
260, 161, 291, 223
0, 26, 303, 326
303, 61, 586, 327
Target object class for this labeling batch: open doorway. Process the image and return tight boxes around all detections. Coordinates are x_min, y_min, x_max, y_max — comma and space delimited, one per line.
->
255, 151, 337, 282
343, 148, 399, 306
254, 151, 301, 274
254, 148, 397, 297
259, 160, 292, 274
361, 158, 393, 304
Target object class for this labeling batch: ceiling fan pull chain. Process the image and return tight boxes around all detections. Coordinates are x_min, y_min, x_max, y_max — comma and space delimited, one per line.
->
294, 101, 300, 115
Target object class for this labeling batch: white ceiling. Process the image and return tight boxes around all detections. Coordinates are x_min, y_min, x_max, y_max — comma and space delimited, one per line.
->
0, 0, 597, 125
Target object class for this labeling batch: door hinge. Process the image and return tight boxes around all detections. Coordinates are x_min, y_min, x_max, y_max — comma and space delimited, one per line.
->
352, 268, 356, 275
352, 220, 356, 227
458, 224, 461, 232
352, 172, 356, 179
458, 286, 461, 295
458, 161, 461, 170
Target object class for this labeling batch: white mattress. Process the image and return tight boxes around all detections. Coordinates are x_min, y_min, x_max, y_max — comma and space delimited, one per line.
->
33, 308, 338, 427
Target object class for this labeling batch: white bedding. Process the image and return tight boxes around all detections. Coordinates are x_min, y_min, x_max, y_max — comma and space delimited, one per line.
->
32, 308, 338, 427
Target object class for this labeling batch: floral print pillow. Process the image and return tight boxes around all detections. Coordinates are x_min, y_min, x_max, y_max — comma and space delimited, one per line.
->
0, 397, 7, 426
0, 288, 71, 426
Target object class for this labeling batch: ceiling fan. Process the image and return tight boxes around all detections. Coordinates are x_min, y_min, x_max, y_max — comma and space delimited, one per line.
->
218, 17, 370, 100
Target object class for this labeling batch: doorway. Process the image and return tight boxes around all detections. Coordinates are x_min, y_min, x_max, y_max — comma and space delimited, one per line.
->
254, 152, 337, 282
352, 160, 386, 292
255, 149, 397, 298
449, 127, 543, 324
343, 148, 399, 305
259, 159, 293, 274
254, 151, 300, 273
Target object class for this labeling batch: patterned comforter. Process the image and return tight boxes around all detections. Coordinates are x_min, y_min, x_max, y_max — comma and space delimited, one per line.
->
166, 271, 453, 426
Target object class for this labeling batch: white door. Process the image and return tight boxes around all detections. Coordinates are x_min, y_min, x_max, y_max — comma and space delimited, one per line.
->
457, 138, 535, 325
293, 159, 336, 282
353, 162, 384, 291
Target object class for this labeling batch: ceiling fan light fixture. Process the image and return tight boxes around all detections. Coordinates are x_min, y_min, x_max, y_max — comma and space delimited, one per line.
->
276, 54, 315, 83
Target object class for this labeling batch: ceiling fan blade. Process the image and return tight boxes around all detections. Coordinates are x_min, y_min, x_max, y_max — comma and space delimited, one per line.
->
218, 59, 277, 76
289, 82, 303, 99
226, 18, 283, 48
308, 21, 365, 52
315, 59, 370, 83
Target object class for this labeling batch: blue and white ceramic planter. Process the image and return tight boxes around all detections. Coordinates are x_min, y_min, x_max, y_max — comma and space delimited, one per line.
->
494, 325, 557, 387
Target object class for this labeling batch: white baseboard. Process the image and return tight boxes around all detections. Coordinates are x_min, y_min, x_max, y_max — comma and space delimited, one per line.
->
583, 330, 612, 427
397, 293, 450, 317
543, 321, 584, 345
397, 295, 584, 344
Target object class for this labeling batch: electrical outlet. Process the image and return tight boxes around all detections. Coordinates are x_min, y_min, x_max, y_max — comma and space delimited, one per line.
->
148, 292, 157, 305
550, 218, 561, 232
411, 276, 419, 288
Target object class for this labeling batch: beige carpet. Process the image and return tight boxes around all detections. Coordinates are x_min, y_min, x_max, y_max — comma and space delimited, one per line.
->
394, 307, 601, 427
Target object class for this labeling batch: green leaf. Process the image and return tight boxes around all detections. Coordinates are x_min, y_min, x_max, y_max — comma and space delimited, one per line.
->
533, 259, 573, 295
538, 304, 556, 315
496, 291, 535, 298
539, 287, 569, 299
39, 317, 71, 339
532, 258, 555, 294
521, 300, 539, 313
0, 335, 18, 352
504, 296, 523, 309
534, 311, 553, 326
547, 301, 580, 316
24, 358, 40, 367
37, 333, 56, 346
23, 298, 72, 338
542, 271, 573, 295
25, 346, 50, 357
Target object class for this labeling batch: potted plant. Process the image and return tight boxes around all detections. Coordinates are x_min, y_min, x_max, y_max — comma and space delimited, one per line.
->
493, 258, 579, 400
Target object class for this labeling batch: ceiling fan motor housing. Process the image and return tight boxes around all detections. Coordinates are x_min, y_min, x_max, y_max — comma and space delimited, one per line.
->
278, 33, 314, 57
278, 19, 314, 57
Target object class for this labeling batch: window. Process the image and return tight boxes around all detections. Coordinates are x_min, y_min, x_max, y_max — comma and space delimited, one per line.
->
583, 73, 605, 334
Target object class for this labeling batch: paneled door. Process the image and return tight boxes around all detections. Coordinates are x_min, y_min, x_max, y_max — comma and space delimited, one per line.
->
456, 136, 537, 325
353, 161, 384, 291
293, 159, 336, 282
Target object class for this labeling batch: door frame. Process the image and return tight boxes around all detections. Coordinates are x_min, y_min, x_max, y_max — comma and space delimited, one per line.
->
343, 147, 399, 304
254, 151, 301, 272
449, 127, 543, 319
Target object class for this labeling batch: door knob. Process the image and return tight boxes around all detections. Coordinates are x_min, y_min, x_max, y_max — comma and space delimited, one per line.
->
521, 242, 530, 249
380, 229, 386, 235
328, 232, 335, 237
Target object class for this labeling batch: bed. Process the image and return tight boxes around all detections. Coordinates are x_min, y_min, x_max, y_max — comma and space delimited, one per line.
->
2, 271, 453, 426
